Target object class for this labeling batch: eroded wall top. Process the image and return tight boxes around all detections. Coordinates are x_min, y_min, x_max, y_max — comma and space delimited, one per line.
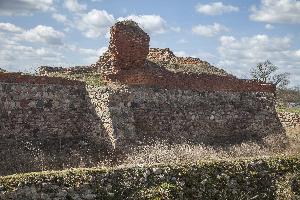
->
0, 72, 83, 86
28, 20, 276, 93
95, 20, 275, 93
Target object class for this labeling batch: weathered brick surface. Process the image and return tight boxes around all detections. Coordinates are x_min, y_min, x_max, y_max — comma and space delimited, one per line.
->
148, 48, 175, 62
96, 21, 275, 93
108, 20, 149, 72
104, 65, 276, 93
147, 48, 230, 76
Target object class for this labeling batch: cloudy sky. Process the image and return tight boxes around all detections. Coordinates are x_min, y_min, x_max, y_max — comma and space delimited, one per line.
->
0, 0, 299, 86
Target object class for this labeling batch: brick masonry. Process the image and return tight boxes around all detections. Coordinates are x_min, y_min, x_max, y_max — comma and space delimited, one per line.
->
95, 21, 275, 93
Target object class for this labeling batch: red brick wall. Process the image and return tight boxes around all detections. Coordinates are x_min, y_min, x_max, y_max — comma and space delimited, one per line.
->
109, 21, 150, 71
104, 66, 275, 93
101, 21, 275, 93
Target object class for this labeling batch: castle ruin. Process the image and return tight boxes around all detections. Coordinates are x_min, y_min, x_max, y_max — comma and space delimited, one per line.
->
0, 21, 285, 175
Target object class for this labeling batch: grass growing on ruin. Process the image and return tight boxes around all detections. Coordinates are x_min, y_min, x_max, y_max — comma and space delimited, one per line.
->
1, 157, 300, 199
117, 140, 287, 168
45, 72, 105, 86
108, 128, 297, 169
0, 126, 299, 199
277, 106, 300, 115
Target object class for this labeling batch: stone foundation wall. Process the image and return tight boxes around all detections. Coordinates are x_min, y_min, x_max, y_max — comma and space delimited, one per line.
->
0, 75, 111, 176
0, 20, 287, 176
0, 73, 285, 175
0, 78, 100, 139
95, 85, 284, 147
1, 157, 299, 200
278, 112, 300, 129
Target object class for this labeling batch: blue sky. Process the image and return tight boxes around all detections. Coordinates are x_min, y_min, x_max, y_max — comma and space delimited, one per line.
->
0, 0, 299, 86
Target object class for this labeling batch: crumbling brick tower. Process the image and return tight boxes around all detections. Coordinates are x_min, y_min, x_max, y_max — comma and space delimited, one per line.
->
99, 20, 150, 75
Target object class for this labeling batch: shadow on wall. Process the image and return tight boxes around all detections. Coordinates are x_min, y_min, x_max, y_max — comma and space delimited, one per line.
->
102, 60, 286, 149
0, 77, 113, 176
0, 73, 288, 176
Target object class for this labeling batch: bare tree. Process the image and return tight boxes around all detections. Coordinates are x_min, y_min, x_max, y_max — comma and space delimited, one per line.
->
251, 60, 290, 88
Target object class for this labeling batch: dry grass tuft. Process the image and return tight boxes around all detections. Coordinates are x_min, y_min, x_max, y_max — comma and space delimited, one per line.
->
112, 131, 299, 168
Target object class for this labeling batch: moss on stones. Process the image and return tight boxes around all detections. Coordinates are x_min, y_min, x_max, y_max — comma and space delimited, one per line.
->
1, 157, 300, 199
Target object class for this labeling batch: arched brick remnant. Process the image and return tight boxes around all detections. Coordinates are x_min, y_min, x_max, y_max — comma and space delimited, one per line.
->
109, 20, 150, 71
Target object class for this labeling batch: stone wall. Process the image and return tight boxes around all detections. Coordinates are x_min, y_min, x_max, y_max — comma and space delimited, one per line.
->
278, 112, 300, 129
0, 20, 287, 176
0, 74, 102, 139
1, 157, 299, 200
0, 74, 111, 176
38, 65, 94, 76
95, 85, 284, 147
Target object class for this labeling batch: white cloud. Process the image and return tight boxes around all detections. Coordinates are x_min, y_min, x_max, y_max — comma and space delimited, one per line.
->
295, 50, 300, 58
218, 34, 300, 86
76, 11, 168, 38
0, 42, 64, 72
78, 46, 107, 63
64, 0, 87, 12
118, 15, 167, 34
0, 23, 65, 46
192, 23, 229, 37
265, 24, 274, 30
0, 23, 24, 33
196, 2, 239, 15
0, 24, 106, 72
52, 13, 68, 23
177, 38, 188, 44
170, 26, 181, 32
250, 0, 300, 24
52, 13, 73, 31
19, 25, 65, 45
0, 0, 54, 16
77, 9, 114, 38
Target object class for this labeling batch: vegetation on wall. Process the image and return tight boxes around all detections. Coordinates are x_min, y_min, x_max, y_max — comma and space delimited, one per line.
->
250, 60, 290, 88
0, 157, 300, 199
43, 71, 105, 86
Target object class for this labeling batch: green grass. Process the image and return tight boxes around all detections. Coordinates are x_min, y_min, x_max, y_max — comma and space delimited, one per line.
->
1, 157, 300, 199
44, 72, 105, 86
277, 106, 300, 115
